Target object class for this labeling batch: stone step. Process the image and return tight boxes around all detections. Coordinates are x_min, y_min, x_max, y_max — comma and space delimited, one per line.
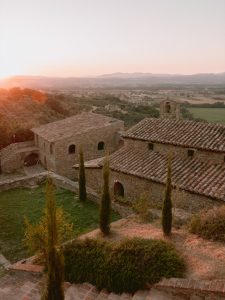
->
132, 290, 150, 300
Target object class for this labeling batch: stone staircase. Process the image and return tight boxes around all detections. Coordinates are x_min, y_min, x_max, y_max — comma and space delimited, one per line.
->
64, 283, 151, 300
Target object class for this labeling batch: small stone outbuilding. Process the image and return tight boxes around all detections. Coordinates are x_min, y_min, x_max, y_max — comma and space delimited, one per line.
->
31, 112, 124, 178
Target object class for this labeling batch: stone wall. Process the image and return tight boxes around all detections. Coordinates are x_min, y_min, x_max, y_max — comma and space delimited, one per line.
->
124, 138, 225, 164
0, 172, 47, 191
151, 278, 225, 300
54, 121, 124, 179
35, 135, 56, 171
83, 167, 222, 213
0, 141, 39, 173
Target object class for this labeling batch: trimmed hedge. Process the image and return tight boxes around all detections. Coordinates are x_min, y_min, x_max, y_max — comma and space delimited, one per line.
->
189, 205, 225, 242
63, 238, 186, 293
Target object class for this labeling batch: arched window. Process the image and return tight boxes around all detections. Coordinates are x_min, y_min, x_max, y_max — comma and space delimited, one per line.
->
68, 144, 76, 154
114, 181, 124, 198
165, 102, 171, 113
98, 141, 105, 150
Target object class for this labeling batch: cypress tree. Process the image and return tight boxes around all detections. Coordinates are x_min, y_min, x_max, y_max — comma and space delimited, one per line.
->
78, 147, 87, 202
162, 157, 173, 236
42, 177, 65, 300
99, 156, 111, 236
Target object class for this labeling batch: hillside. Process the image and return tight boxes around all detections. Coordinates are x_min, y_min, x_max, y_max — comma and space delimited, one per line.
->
1, 72, 225, 89
0, 88, 88, 148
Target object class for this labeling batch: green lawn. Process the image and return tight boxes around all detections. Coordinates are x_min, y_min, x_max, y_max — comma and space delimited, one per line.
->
0, 185, 120, 262
188, 108, 225, 123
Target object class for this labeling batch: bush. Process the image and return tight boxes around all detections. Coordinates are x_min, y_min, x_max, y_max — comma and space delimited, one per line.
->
63, 239, 109, 288
63, 238, 186, 293
24, 207, 73, 263
189, 206, 225, 242
132, 194, 153, 222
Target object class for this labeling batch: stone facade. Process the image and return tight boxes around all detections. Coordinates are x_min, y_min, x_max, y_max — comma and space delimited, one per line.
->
160, 99, 180, 120
81, 167, 222, 213
124, 138, 225, 164
0, 113, 124, 178
35, 119, 123, 179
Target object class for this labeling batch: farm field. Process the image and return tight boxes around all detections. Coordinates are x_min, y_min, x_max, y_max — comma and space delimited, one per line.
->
188, 108, 225, 123
0, 185, 120, 262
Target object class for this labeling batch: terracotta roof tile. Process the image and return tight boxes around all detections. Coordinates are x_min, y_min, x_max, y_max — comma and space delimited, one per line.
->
31, 112, 123, 142
103, 147, 225, 201
122, 118, 225, 152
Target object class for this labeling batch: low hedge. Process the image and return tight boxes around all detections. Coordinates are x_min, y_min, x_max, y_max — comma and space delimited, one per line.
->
63, 238, 186, 293
189, 205, 225, 242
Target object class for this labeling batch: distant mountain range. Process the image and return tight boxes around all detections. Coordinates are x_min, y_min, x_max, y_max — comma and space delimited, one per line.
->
1, 72, 225, 89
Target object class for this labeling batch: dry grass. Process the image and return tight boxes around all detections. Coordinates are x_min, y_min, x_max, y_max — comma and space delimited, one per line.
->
82, 216, 225, 281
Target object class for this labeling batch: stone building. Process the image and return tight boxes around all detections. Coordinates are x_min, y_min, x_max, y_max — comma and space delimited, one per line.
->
0, 112, 124, 177
31, 112, 124, 178
77, 101, 225, 212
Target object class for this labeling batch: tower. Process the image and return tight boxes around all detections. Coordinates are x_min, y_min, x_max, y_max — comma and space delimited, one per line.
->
160, 99, 180, 120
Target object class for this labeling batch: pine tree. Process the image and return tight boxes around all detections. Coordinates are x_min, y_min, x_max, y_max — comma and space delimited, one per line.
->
162, 157, 173, 236
78, 147, 86, 202
99, 156, 111, 236
42, 177, 65, 300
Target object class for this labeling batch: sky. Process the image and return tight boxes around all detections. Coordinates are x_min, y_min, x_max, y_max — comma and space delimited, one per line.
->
0, 0, 225, 78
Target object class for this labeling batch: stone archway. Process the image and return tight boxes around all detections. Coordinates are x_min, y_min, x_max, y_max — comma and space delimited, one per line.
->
24, 153, 39, 167
114, 181, 124, 198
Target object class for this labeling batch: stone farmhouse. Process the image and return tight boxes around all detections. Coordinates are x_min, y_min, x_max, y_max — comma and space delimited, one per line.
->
0, 112, 124, 178
76, 100, 225, 212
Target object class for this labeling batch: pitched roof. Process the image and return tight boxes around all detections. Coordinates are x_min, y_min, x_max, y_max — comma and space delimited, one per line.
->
122, 118, 225, 153
31, 112, 123, 142
85, 147, 225, 202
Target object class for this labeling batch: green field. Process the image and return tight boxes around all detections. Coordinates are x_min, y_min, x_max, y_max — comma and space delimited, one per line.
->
0, 185, 120, 262
188, 108, 225, 123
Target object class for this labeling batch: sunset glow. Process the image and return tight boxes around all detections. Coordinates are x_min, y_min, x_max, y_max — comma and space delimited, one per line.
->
0, 0, 225, 78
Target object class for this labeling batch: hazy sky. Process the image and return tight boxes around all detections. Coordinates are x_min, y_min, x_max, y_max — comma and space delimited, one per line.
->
0, 0, 225, 78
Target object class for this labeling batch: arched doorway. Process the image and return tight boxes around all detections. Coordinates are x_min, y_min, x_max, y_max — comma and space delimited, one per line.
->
114, 181, 124, 198
24, 153, 39, 167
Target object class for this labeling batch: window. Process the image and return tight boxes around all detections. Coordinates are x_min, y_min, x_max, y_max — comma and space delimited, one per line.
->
187, 149, 195, 157
68, 144, 76, 154
165, 102, 171, 113
148, 143, 154, 150
98, 141, 105, 150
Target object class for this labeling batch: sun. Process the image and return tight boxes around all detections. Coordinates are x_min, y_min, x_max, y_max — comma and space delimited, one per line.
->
0, 60, 24, 79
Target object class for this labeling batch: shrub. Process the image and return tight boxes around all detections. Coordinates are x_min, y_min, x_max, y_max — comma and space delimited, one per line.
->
24, 183, 73, 263
189, 206, 225, 242
63, 239, 109, 288
63, 237, 186, 293
132, 193, 153, 222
